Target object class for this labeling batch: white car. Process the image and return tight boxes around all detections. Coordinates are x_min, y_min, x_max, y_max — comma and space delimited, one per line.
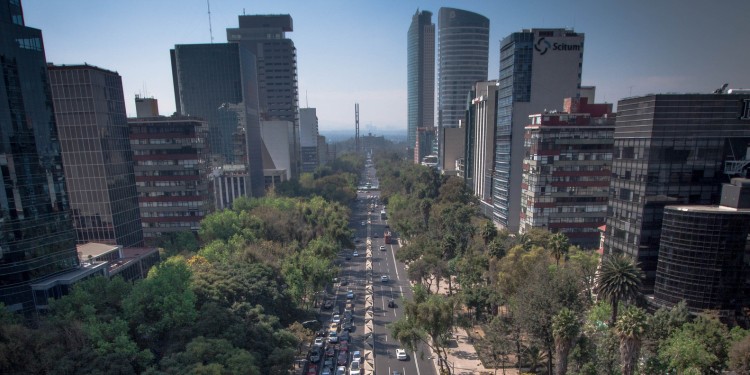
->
396, 348, 408, 360
379, 245, 386, 251
352, 350, 361, 364
336, 366, 346, 375
332, 314, 341, 324
352, 251, 359, 257
314, 337, 325, 347
349, 360, 361, 375
381, 275, 389, 282
360, 221, 365, 226
328, 331, 338, 343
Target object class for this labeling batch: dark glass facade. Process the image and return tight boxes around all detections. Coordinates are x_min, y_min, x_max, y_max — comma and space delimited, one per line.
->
603, 94, 750, 289
0, 0, 79, 315
437, 7, 489, 169
171, 43, 265, 197
227, 15, 300, 178
128, 116, 210, 244
407, 10, 434, 155
654, 206, 750, 312
48, 65, 144, 248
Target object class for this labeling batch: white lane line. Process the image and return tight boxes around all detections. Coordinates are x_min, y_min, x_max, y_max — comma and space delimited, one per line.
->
390, 245, 400, 280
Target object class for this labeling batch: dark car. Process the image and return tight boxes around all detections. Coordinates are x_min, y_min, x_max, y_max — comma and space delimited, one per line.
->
337, 352, 348, 366
388, 299, 396, 308
323, 300, 334, 309
340, 278, 348, 286
325, 346, 336, 358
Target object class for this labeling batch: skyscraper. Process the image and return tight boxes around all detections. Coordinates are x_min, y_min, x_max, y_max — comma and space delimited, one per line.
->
171, 43, 265, 198
227, 15, 300, 178
493, 28, 584, 232
299, 108, 319, 173
603, 92, 750, 289
437, 7, 489, 169
48, 64, 144, 248
470, 81, 499, 216
407, 9, 434, 158
0, 0, 79, 314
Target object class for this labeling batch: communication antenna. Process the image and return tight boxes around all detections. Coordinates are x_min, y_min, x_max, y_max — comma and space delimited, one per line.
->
306, 90, 309, 108
207, 0, 214, 43
355, 103, 360, 154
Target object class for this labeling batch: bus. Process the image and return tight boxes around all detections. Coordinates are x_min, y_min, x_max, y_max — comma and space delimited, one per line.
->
384, 231, 392, 244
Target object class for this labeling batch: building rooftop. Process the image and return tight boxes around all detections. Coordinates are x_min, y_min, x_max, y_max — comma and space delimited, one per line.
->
77, 242, 120, 260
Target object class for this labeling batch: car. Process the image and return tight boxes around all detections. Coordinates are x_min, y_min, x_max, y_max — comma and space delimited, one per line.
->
381, 275, 389, 282
336, 365, 347, 375
338, 340, 349, 353
352, 351, 361, 364
388, 299, 396, 308
373, 233, 379, 238
321, 367, 332, 375
360, 221, 365, 226
346, 290, 354, 299
314, 337, 325, 347
349, 360, 361, 375
396, 348, 408, 360
323, 300, 333, 309
332, 314, 341, 324
379, 245, 386, 251
337, 352, 348, 366
328, 331, 338, 343
339, 330, 350, 342
392, 371, 402, 375
345, 254, 351, 260
306, 364, 318, 375
325, 346, 336, 358
340, 278, 349, 286
343, 320, 352, 332
329, 322, 338, 332
309, 349, 321, 363
352, 251, 358, 257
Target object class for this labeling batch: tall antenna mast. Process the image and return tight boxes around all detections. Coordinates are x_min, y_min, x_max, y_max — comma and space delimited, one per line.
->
355, 103, 360, 154
207, 0, 214, 43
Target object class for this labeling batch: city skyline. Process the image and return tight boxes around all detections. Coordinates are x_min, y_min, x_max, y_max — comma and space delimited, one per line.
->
23, 0, 750, 132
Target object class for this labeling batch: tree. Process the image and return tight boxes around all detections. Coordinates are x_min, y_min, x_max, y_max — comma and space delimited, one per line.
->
480, 220, 498, 246
595, 254, 643, 323
552, 308, 580, 375
483, 315, 513, 375
548, 232, 569, 267
729, 333, 750, 374
615, 305, 648, 375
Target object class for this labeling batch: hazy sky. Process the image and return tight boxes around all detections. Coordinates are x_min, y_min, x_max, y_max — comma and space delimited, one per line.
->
23, 0, 750, 133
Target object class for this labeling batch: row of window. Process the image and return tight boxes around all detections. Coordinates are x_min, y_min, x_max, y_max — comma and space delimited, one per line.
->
139, 201, 204, 208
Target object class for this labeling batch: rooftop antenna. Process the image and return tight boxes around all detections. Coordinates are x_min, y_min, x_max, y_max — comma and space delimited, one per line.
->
306, 90, 309, 108
207, 0, 214, 43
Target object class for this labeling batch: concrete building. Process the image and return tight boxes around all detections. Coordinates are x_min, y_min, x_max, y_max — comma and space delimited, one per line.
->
171, 43, 265, 197
227, 14, 300, 178
0, 0, 80, 315
493, 28, 585, 232
653, 178, 750, 316
441, 126, 465, 176
135, 95, 159, 117
317, 135, 328, 166
470, 81, 499, 215
48, 64, 144, 248
128, 112, 210, 244
260, 120, 293, 184
299, 108, 319, 173
520, 97, 615, 249
437, 7, 489, 170
415, 127, 436, 165
603, 92, 750, 289
212, 164, 249, 211
407, 9, 435, 156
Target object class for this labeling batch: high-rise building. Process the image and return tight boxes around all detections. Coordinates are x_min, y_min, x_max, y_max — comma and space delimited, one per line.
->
260, 120, 294, 185
48, 64, 144, 248
407, 9, 435, 156
470, 81, 499, 216
0, 0, 79, 315
437, 7, 489, 169
493, 28, 584, 232
603, 93, 750, 289
171, 43, 265, 198
299, 108, 319, 173
227, 14, 300, 178
520, 97, 614, 249
653, 178, 750, 315
128, 112, 210, 244
415, 127, 436, 165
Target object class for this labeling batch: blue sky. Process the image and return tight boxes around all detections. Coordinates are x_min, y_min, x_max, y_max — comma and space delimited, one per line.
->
23, 0, 750, 133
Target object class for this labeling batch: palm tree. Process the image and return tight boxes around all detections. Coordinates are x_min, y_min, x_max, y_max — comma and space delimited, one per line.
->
523, 345, 547, 374
596, 254, 644, 323
615, 306, 648, 375
548, 232, 569, 266
552, 308, 580, 375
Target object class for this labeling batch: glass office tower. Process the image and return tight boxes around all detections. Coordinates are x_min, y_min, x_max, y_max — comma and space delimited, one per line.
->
407, 9, 434, 158
437, 7, 489, 170
603, 93, 750, 290
48, 64, 144, 248
0, 0, 79, 315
